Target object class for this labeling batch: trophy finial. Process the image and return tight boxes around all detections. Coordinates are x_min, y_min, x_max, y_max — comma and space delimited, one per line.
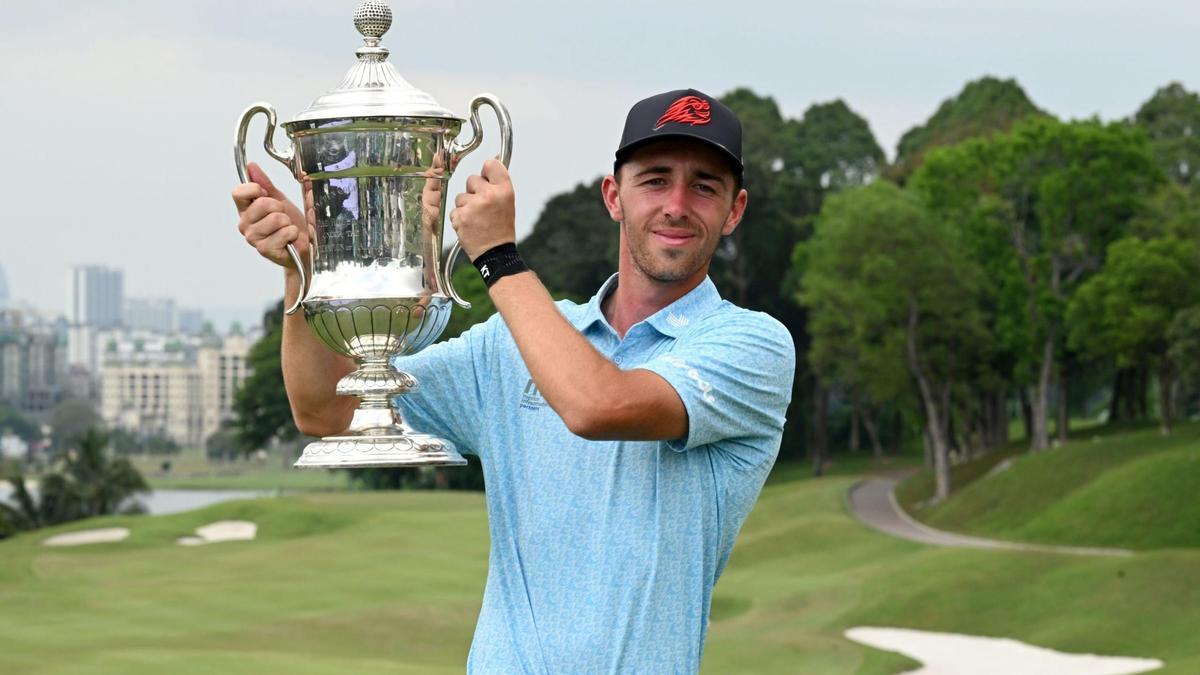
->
353, 0, 393, 40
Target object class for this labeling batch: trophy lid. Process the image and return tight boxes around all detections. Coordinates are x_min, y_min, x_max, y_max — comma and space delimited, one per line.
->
292, 0, 458, 123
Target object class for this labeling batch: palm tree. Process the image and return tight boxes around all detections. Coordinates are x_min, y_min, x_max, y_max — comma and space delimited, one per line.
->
0, 428, 149, 538
0, 471, 42, 533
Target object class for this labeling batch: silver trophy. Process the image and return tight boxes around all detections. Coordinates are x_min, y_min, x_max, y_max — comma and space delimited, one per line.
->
234, 0, 512, 468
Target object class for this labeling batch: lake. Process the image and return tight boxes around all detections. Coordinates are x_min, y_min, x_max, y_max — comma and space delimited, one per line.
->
0, 485, 269, 516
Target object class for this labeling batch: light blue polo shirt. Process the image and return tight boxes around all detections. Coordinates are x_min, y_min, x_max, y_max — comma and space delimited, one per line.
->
393, 274, 795, 674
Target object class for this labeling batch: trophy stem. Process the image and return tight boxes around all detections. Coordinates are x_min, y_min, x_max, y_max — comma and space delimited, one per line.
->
293, 357, 467, 468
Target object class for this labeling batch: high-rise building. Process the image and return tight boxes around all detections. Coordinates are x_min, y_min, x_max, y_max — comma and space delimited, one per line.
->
0, 262, 9, 310
67, 324, 100, 372
67, 265, 124, 375
125, 297, 177, 333
0, 325, 65, 416
177, 308, 206, 334
68, 265, 124, 329
199, 333, 251, 441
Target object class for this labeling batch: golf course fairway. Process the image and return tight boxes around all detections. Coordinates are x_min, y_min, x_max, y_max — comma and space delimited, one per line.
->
1, 464, 1196, 673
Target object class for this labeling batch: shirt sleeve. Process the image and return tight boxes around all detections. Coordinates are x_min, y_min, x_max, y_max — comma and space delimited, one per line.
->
390, 314, 499, 457
637, 312, 795, 462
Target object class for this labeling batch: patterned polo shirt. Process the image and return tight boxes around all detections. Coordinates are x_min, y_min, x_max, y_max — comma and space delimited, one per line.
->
393, 273, 795, 674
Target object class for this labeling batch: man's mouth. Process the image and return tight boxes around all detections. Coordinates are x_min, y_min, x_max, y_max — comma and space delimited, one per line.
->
652, 228, 696, 246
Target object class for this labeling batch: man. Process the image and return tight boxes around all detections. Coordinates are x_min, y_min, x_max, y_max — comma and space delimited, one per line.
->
233, 88, 795, 673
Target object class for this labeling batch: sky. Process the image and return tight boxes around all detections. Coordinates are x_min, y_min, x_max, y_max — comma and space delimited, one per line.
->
0, 0, 1195, 326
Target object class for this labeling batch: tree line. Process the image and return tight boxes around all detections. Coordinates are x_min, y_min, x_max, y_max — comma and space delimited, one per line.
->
517, 77, 1200, 500
229, 77, 1200, 499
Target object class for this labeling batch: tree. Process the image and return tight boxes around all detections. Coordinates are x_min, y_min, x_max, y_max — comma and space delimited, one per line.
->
1131, 182, 1200, 240
717, 90, 887, 467
889, 76, 1045, 183
711, 88, 803, 312
519, 177, 618, 302
1069, 236, 1200, 434
0, 405, 41, 443
0, 471, 42, 534
345, 455, 486, 492
784, 99, 886, 211
49, 429, 150, 519
232, 300, 297, 453
913, 117, 1161, 451
49, 398, 101, 454
205, 421, 242, 463
108, 427, 180, 455
1168, 306, 1200, 396
1132, 82, 1200, 186
1, 429, 149, 538
784, 99, 893, 467
797, 182, 984, 500
441, 261, 498, 341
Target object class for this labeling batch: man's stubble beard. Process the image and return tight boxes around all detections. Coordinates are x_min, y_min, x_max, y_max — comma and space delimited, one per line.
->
620, 200, 723, 284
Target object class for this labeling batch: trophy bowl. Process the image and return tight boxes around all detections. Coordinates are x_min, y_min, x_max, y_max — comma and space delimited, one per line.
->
233, 0, 511, 468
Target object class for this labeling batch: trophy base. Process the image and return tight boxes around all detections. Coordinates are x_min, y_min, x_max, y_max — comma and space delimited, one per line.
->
295, 429, 468, 469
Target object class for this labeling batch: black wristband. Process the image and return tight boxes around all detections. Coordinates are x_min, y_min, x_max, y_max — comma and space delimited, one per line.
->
473, 242, 530, 288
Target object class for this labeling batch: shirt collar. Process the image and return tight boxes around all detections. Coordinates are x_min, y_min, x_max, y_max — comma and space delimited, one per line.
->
574, 273, 620, 334
573, 273, 723, 338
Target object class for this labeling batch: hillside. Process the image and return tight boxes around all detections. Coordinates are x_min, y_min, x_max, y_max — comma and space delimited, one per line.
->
897, 423, 1200, 550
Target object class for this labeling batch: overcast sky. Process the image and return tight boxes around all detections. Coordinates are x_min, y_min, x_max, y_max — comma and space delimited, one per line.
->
0, 0, 1195, 326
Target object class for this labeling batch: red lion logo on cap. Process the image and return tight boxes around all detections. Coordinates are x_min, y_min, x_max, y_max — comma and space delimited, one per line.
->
655, 95, 711, 130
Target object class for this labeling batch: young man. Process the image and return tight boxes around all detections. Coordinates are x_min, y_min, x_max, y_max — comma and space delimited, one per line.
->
233, 88, 795, 673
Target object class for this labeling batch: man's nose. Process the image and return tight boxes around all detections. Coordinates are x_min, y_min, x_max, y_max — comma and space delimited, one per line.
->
662, 181, 689, 220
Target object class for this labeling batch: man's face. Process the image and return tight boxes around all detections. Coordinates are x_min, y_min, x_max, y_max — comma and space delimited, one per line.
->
602, 139, 748, 283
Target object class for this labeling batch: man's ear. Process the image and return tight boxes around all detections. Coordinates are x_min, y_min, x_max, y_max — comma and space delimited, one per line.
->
601, 174, 623, 223
722, 188, 749, 236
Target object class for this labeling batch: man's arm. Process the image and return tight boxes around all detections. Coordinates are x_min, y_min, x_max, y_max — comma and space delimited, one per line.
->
233, 162, 356, 437
280, 269, 357, 436
489, 271, 687, 441
449, 160, 687, 441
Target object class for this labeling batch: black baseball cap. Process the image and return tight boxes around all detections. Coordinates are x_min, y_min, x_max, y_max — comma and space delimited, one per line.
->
614, 88, 744, 183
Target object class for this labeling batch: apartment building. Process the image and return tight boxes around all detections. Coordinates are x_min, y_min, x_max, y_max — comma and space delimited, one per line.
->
99, 333, 252, 447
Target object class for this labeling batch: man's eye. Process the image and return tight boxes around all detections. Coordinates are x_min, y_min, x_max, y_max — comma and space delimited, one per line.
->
695, 183, 717, 194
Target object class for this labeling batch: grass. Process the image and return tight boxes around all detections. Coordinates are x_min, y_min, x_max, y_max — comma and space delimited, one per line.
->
0, 492, 488, 673
2, 458, 1197, 673
897, 422, 1200, 549
129, 450, 351, 492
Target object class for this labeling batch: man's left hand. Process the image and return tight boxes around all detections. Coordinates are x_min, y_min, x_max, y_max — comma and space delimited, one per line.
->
449, 158, 516, 261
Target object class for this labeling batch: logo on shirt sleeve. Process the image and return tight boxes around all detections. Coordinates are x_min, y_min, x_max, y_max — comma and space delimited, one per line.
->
661, 355, 717, 404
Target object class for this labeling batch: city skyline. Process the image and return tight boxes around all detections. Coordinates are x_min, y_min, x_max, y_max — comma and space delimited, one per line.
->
0, 1, 1195, 317
0, 260, 266, 333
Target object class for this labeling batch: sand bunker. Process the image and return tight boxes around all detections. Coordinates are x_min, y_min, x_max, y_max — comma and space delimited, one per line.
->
42, 527, 130, 547
176, 520, 257, 546
846, 627, 1163, 674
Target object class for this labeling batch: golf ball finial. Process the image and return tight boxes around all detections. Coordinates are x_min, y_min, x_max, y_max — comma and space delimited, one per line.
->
353, 0, 392, 40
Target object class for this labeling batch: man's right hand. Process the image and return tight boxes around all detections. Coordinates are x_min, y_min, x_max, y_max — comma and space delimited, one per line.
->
232, 162, 311, 270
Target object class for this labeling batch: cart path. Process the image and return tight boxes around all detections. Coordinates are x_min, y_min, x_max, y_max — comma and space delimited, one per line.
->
846, 474, 1135, 557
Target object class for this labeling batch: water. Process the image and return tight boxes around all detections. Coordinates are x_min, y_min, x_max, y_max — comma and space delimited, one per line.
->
0, 485, 269, 516
130, 489, 270, 515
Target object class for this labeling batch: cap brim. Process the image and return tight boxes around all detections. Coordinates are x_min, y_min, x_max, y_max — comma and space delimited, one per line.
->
614, 132, 744, 179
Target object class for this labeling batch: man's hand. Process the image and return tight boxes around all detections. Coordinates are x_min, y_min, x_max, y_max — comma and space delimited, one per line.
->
232, 162, 313, 269
448, 158, 516, 261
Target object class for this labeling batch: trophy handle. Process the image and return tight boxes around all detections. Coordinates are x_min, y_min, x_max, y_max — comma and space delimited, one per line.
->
235, 102, 310, 316
444, 94, 514, 309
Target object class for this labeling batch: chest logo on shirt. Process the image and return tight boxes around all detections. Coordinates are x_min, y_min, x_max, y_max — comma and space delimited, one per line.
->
520, 378, 548, 411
